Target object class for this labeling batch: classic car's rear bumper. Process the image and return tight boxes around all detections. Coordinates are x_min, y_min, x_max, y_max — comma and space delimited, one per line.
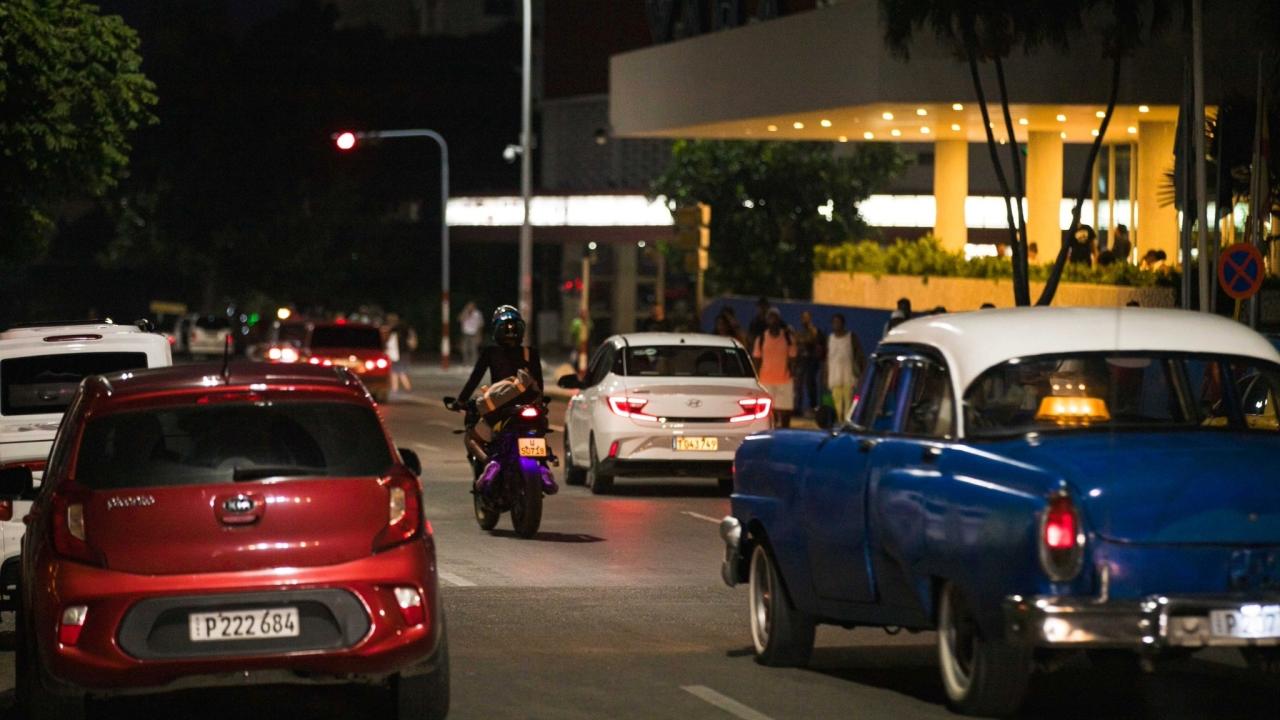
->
1005, 593, 1280, 649
719, 516, 743, 587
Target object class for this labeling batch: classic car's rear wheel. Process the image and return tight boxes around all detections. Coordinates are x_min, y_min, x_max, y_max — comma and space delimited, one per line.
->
937, 582, 1031, 717
749, 543, 814, 667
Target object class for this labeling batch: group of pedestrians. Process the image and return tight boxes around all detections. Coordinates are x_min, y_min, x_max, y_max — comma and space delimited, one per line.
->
717, 298, 866, 428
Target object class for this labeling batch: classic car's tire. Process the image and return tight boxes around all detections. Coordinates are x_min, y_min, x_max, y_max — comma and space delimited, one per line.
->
937, 582, 1031, 717
563, 427, 587, 486
749, 544, 815, 667
587, 436, 614, 495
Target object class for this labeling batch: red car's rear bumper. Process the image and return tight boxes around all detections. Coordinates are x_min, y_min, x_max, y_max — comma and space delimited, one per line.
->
31, 539, 441, 695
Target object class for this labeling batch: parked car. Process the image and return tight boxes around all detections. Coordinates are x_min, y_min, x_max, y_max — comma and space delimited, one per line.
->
558, 333, 770, 494
302, 322, 391, 403
719, 307, 1280, 716
0, 321, 171, 611
2, 361, 447, 720
184, 314, 233, 357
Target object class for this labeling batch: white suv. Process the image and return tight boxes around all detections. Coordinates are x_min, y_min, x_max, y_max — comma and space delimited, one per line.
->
0, 321, 171, 607
558, 333, 771, 495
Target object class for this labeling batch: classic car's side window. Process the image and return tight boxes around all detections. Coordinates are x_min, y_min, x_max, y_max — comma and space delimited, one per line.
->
903, 361, 954, 438
857, 357, 904, 433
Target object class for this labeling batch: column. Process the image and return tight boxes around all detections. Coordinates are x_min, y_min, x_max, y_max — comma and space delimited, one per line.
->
932, 139, 968, 253
1137, 121, 1178, 263
612, 242, 638, 333
1026, 131, 1064, 261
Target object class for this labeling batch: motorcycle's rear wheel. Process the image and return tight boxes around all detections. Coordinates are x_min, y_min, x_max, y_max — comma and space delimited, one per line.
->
509, 466, 543, 538
473, 486, 499, 531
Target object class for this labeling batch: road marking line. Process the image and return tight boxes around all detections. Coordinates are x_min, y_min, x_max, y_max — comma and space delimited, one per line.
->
681, 511, 721, 524
437, 572, 477, 587
413, 442, 443, 455
681, 686, 774, 720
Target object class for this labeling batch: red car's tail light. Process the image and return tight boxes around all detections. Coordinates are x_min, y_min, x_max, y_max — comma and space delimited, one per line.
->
1039, 493, 1085, 581
308, 357, 321, 365
268, 347, 282, 360
608, 396, 657, 422
393, 587, 426, 627
373, 474, 422, 552
730, 397, 773, 423
51, 489, 102, 566
376, 357, 389, 369
59, 605, 89, 646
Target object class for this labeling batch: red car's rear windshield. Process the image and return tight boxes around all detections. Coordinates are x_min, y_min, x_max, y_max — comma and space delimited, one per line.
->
74, 401, 394, 490
310, 326, 381, 350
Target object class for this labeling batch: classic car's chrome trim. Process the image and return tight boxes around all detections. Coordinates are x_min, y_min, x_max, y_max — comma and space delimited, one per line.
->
719, 516, 743, 587
1005, 593, 1280, 649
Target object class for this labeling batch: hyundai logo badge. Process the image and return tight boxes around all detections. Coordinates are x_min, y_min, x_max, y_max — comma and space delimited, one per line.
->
686, 398, 703, 408
224, 495, 255, 514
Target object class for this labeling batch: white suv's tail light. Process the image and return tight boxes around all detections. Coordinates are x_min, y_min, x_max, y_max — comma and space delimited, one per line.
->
608, 396, 657, 422
730, 398, 772, 423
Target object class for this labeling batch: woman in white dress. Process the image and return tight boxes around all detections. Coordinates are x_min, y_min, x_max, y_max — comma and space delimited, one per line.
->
825, 313, 864, 422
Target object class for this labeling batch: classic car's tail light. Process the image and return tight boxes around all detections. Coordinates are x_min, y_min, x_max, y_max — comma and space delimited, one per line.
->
373, 474, 422, 552
59, 605, 89, 646
730, 398, 773, 423
608, 396, 657, 422
393, 586, 426, 627
1039, 493, 1085, 581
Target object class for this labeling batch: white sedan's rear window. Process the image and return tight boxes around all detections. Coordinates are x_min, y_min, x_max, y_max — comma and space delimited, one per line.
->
624, 346, 754, 377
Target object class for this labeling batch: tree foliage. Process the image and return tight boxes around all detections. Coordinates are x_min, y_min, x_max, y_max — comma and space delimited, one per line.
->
652, 140, 907, 298
0, 0, 156, 263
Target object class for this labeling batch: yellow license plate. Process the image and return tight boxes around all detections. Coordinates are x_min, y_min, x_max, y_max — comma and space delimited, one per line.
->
518, 438, 547, 457
674, 436, 718, 452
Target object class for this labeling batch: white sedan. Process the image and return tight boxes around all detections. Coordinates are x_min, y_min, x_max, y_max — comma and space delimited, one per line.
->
557, 333, 771, 494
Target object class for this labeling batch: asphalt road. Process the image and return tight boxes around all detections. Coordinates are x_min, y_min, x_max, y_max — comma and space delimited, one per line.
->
0, 365, 1277, 718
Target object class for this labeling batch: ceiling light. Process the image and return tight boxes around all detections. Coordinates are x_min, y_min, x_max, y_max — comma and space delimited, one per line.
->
950, 123, 961, 131
920, 126, 931, 134
820, 119, 832, 128
952, 103, 964, 111
1138, 105, 1150, 113
890, 128, 902, 137
1127, 126, 1137, 134
863, 131, 874, 140
767, 124, 778, 132
1095, 111, 1106, 118
793, 121, 805, 129
1060, 131, 1067, 139
1056, 114, 1066, 122
916, 108, 928, 116
838, 136, 848, 143
1017, 118, 1029, 126
1091, 129, 1100, 137
882, 111, 894, 120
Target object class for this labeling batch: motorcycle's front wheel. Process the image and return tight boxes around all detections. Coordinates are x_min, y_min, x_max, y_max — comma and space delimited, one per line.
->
509, 465, 544, 538
473, 485, 499, 531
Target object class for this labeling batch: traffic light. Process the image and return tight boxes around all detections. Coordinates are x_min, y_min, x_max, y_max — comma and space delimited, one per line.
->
334, 131, 357, 151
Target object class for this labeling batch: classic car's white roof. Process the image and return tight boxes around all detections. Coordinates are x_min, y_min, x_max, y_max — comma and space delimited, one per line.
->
885, 307, 1280, 391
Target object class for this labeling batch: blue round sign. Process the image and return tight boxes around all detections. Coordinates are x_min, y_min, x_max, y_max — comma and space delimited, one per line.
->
1218, 243, 1265, 300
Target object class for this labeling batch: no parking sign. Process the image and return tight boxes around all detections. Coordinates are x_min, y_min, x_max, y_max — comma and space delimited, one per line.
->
1218, 243, 1265, 301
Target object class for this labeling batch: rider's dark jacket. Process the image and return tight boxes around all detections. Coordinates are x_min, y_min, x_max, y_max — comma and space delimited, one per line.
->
457, 344, 544, 405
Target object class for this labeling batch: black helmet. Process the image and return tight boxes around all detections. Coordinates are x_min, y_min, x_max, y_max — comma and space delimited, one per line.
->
491, 305, 525, 346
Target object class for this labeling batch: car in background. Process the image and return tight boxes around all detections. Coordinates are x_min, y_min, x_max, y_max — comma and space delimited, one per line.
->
184, 314, 232, 357
4, 362, 448, 720
301, 322, 391, 403
250, 320, 308, 363
0, 321, 171, 611
558, 333, 770, 495
720, 307, 1280, 716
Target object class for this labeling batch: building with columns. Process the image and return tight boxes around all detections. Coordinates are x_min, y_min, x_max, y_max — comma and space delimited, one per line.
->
607, 1, 1269, 264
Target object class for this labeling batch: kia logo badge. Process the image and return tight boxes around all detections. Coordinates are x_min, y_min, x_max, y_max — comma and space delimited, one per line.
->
224, 495, 255, 514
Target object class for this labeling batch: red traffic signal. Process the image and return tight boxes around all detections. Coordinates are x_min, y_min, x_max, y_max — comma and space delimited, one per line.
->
334, 131, 357, 151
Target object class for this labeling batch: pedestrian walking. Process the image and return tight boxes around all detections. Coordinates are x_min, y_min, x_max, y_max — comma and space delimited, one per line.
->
714, 312, 745, 345
825, 313, 864, 422
793, 311, 825, 417
384, 312, 416, 394
747, 296, 771, 349
1069, 225, 1097, 266
752, 308, 797, 428
459, 302, 484, 366
883, 297, 912, 337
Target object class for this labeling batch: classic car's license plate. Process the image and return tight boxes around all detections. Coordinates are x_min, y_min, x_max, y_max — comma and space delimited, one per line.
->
674, 436, 718, 452
518, 438, 547, 457
189, 607, 299, 642
1210, 605, 1280, 639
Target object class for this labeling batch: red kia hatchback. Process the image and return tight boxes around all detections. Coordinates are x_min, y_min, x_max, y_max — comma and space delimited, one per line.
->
8, 362, 447, 720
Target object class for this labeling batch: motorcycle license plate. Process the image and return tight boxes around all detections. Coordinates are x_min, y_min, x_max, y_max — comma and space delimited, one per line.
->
189, 607, 299, 642
674, 436, 718, 452
518, 438, 547, 457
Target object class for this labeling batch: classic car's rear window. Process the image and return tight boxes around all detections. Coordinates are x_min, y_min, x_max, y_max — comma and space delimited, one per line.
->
75, 402, 393, 490
624, 346, 754, 377
964, 352, 1280, 437
1, 352, 149, 416
310, 326, 382, 350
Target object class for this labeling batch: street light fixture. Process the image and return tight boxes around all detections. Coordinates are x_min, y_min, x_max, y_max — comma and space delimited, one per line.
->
331, 128, 453, 369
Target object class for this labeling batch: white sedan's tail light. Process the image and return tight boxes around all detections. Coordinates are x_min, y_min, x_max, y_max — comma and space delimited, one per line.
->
730, 398, 772, 423
608, 396, 658, 422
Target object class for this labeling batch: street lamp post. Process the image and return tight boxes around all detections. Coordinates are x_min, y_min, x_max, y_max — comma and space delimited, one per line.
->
333, 129, 452, 369
518, 0, 534, 324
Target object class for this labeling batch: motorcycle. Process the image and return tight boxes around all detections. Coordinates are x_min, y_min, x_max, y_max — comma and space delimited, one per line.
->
443, 395, 558, 538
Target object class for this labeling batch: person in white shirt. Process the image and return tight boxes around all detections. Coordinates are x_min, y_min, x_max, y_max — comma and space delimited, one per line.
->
826, 313, 865, 422
459, 302, 484, 366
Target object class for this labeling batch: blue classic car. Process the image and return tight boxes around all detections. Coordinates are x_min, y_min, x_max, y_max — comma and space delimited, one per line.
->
720, 307, 1280, 716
